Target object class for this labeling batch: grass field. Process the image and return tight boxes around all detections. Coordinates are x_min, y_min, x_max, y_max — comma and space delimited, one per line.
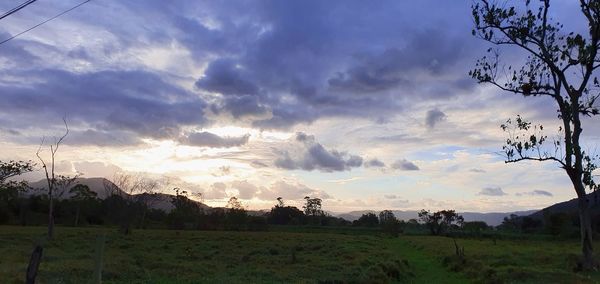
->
0, 226, 599, 283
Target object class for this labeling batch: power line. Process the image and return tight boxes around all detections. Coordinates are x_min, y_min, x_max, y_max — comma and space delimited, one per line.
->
0, 0, 92, 46
0, 0, 38, 21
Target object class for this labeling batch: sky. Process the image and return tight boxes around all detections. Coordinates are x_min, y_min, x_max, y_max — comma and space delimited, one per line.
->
0, 0, 598, 213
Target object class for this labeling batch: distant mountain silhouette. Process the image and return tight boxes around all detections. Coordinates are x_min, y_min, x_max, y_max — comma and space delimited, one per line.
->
26, 177, 210, 212
27, 177, 123, 199
336, 210, 537, 226
528, 191, 600, 220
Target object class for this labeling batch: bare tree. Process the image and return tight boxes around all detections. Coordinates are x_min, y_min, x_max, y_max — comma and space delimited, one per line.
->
470, 0, 600, 269
36, 118, 70, 239
106, 172, 158, 234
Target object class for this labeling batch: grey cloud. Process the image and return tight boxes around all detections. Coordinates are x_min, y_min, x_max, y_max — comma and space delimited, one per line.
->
384, 194, 398, 199
181, 131, 250, 148
425, 109, 446, 129
195, 59, 259, 96
250, 160, 269, 168
516, 190, 553, 197
0, 69, 208, 143
1, 1, 485, 132
275, 132, 363, 172
231, 180, 259, 199
365, 159, 386, 168
391, 159, 420, 171
469, 168, 486, 173
66, 129, 142, 147
181, 2, 480, 129
373, 134, 425, 144
211, 95, 270, 119
204, 182, 228, 199
479, 187, 507, 196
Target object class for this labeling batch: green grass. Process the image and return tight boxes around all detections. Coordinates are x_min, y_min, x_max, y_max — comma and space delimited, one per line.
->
2, 226, 599, 283
0, 226, 467, 283
402, 235, 600, 283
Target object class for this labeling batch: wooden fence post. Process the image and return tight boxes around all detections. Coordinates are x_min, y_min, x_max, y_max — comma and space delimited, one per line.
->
25, 245, 43, 284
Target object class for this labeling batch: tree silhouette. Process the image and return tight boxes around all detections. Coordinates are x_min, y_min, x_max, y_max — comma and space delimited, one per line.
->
69, 184, 97, 226
470, 0, 600, 269
354, 212, 379, 227
418, 209, 463, 236
35, 118, 72, 239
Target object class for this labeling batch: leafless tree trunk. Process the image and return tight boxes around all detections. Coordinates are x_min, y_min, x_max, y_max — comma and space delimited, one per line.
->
36, 118, 69, 240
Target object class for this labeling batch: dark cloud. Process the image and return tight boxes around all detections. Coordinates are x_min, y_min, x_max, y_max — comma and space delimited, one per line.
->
195, 59, 259, 96
0, 1, 485, 138
469, 168, 486, 173
178, 1, 479, 129
478, 187, 507, 196
0, 69, 208, 143
516, 190, 553, 197
365, 158, 386, 168
391, 159, 420, 171
274, 132, 363, 172
181, 131, 249, 148
425, 108, 446, 129
66, 129, 142, 147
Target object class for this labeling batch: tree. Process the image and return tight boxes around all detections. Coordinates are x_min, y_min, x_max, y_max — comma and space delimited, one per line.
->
303, 196, 323, 217
470, 0, 600, 268
268, 197, 304, 225
0, 160, 34, 224
69, 184, 97, 226
418, 209, 464, 235
225, 196, 247, 230
0, 160, 34, 189
167, 187, 202, 230
354, 212, 379, 227
303, 196, 324, 225
379, 210, 402, 236
106, 172, 158, 234
36, 118, 72, 239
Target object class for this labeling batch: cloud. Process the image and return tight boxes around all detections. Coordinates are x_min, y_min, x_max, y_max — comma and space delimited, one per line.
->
516, 190, 553, 197
0, 69, 208, 143
391, 159, 420, 171
384, 194, 398, 199
66, 129, 142, 147
231, 180, 259, 199
274, 132, 363, 172
195, 58, 259, 96
425, 108, 446, 128
204, 182, 228, 199
223, 179, 331, 201
250, 160, 269, 168
180, 131, 250, 148
478, 187, 507, 196
0, 0, 484, 137
258, 180, 332, 200
365, 158, 386, 168
469, 168, 486, 173
72, 161, 123, 178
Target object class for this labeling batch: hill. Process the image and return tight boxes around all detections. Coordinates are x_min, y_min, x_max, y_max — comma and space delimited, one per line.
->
335, 210, 537, 226
25, 177, 210, 212
528, 191, 600, 220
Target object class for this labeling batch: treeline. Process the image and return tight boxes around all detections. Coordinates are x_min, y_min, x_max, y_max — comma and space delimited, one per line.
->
0, 181, 356, 233
1, 182, 593, 238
